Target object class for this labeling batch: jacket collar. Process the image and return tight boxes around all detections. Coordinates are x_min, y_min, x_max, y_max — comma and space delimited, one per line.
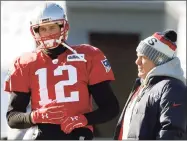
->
139, 76, 174, 87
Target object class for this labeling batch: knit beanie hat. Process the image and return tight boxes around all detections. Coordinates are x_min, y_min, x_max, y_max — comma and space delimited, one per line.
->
136, 30, 177, 66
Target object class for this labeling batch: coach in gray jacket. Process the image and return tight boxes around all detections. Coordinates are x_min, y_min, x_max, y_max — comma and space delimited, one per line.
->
114, 30, 187, 140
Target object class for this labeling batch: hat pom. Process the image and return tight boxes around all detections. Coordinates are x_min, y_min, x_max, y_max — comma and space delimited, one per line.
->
163, 30, 177, 42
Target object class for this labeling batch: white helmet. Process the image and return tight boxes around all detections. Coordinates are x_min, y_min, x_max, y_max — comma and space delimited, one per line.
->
30, 3, 69, 48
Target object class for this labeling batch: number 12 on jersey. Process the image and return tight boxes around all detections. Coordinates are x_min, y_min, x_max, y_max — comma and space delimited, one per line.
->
35, 65, 79, 106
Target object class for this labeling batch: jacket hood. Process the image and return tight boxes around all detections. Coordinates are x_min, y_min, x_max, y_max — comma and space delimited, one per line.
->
144, 57, 186, 85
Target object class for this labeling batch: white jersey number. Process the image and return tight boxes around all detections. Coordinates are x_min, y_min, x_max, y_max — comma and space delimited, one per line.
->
35, 65, 79, 106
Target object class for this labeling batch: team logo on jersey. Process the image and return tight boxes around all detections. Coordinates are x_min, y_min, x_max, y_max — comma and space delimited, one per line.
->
101, 59, 111, 73
67, 54, 85, 62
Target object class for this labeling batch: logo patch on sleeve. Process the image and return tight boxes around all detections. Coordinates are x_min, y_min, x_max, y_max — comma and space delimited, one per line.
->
101, 59, 111, 73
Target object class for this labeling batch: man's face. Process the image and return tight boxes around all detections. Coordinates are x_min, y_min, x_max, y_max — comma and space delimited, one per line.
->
39, 23, 61, 37
135, 53, 156, 79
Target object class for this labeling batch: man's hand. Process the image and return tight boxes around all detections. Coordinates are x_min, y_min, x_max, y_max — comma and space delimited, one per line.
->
31, 100, 67, 124
60, 115, 88, 134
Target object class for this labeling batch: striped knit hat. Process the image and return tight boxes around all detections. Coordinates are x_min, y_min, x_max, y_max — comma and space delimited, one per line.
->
136, 30, 177, 66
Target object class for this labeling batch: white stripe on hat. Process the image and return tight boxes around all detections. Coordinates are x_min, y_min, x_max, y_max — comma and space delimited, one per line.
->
143, 36, 175, 58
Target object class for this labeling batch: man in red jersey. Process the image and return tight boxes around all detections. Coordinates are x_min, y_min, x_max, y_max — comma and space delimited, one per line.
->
4, 2, 119, 140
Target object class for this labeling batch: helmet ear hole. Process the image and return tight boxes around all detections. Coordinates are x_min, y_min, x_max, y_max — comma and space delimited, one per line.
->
59, 24, 64, 28
34, 27, 39, 33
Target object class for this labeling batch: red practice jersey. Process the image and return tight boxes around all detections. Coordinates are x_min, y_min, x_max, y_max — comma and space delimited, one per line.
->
4, 44, 115, 116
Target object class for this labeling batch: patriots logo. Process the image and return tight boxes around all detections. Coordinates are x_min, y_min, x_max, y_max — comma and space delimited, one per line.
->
101, 59, 111, 73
